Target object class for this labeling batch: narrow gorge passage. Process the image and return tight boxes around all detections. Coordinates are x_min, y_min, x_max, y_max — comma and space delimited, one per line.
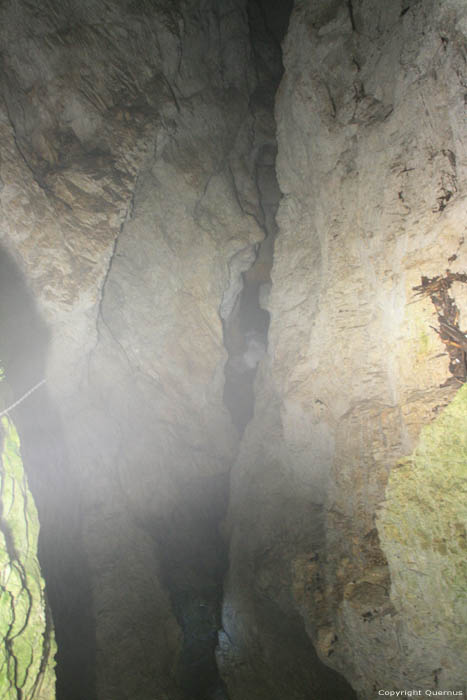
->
222, 153, 279, 433
146, 6, 293, 698
222, 0, 289, 434
1, 1, 467, 699
2, 1, 296, 698
130, 3, 293, 698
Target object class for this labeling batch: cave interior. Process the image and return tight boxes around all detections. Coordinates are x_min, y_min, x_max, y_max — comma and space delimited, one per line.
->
0, 0, 466, 699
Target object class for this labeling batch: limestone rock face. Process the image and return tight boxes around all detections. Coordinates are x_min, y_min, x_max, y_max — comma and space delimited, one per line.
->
0, 413, 56, 699
378, 383, 467, 691
75, 3, 266, 696
1, 0, 466, 698
222, 0, 467, 697
0, 1, 268, 698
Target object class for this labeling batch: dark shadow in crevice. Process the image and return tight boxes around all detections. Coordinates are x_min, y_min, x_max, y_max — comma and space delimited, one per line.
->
249, 594, 358, 700
222, 270, 270, 434
253, 0, 294, 45
222, 1, 289, 436
0, 245, 97, 700
138, 473, 231, 700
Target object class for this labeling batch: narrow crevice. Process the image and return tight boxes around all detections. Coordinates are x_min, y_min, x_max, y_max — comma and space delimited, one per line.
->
133, 5, 293, 699
136, 472, 231, 700
347, 0, 357, 31
222, 0, 289, 435
2, 3, 292, 699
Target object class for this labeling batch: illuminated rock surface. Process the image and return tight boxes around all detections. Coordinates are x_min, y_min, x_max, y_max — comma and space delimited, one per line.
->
222, 1, 467, 698
0, 411, 56, 699
378, 382, 467, 692
0, 0, 466, 699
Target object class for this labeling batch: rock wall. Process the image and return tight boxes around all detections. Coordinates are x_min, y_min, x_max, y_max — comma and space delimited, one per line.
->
378, 382, 467, 692
0, 244, 95, 700
0, 404, 56, 699
0, 1, 273, 698
1, 0, 466, 698
222, 0, 467, 697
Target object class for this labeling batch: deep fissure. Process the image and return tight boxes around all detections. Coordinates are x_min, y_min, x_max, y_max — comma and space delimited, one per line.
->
143, 4, 292, 698
0, 3, 293, 699
222, 0, 290, 435
2, 0, 465, 698
0, 1, 350, 696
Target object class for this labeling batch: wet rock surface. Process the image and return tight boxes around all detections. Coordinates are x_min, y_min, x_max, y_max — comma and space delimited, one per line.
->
0, 411, 56, 699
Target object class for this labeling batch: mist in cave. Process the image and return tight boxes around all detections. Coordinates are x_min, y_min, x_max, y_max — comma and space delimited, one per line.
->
0, 2, 297, 698
1, 0, 466, 699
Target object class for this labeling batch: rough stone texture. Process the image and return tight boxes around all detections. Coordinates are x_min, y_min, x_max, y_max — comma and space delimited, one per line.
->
378, 382, 467, 693
1, 0, 467, 698
76, 3, 267, 696
0, 408, 56, 699
0, 247, 95, 700
221, 0, 288, 434
222, 0, 467, 698
0, 0, 178, 396
0, 1, 269, 698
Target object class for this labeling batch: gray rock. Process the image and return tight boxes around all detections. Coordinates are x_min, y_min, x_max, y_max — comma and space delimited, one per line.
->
224, 0, 467, 697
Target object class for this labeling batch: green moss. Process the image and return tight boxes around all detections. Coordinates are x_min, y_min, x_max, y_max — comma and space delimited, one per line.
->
0, 413, 56, 698
377, 383, 467, 671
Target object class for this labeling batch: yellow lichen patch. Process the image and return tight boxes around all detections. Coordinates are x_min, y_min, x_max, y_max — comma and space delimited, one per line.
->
0, 413, 56, 698
377, 383, 467, 683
